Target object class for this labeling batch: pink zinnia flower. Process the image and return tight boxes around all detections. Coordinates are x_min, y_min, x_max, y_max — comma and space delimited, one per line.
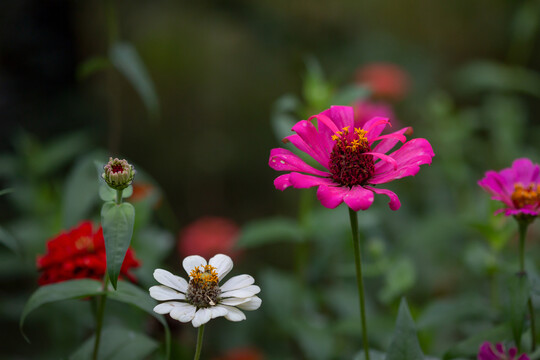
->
478, 158, 540, 217
269, 105, 434, 211
478, 342, 529, 360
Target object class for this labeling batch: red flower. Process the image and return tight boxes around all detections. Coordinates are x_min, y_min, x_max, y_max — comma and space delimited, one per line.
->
37, 221, 140, 285
213, 347, 264, 360
178, 217, 241, 260
355, 62, 410, 100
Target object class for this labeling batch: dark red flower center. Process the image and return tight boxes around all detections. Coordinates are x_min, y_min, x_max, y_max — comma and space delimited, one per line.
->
111, 164, 124, 173
511, 183, 540, 209
329, 127, 374, 187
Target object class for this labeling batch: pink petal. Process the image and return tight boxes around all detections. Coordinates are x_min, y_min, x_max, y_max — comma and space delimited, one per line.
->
512, 158, 540, 184
291, 120, 331, 167
274, 174, 292, 191
316, 185, 349, 209
363, 117, 390, 141
289, 172, 334, 189
365, 186, 401, 210
363, 152, 398, 170
285, 133, 329, 169
370, 138, 434, 184
343, 186, 374, 211
372, 127, 410, 154
478, 172, 513, 207
316, 106, 355, 152
269, 148, 328, 176
369, 132, 406, 146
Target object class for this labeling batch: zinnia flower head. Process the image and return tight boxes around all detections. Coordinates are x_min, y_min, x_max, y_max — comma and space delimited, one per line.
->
149, 254, 261, 328
269, 105, 434, 211
478, 341, 529, 360
478, 158, 540, 218
102, 157, 135, 190
37, 221, 140, 285
178, 217, 241, 260
355, 62, 410, 100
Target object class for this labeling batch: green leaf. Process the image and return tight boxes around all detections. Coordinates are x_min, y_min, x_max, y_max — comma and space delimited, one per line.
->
442, 325, 509, 360
69, 326, 158, 360
331, 85, 370, 106
378, 257, 416, 304
303, 56, 333, 110
62, 155, 101, 228
20, 279, 103, 341
99, 184, 133, 202
237, 217, 304, 248
0, 188, 14, 196
110, 42, 160, 121
101, 202, 135, 289
386, 298, 424, 360
0, 226, 20, 256
108, 281, 170, 360
504, 274, 530, 348
76, 56, 112, 80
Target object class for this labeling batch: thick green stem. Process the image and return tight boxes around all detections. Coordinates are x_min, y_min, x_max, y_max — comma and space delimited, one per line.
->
193, 324, 205, 360
93, 275, 110, 360
116, 189, 123, 205
348, 208, 370, 360
518, 220, 536, 351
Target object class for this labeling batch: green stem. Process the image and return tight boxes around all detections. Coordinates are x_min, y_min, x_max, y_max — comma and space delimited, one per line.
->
193, 324, 205, 360
518, 220, 536, 351
116, 189, 123, 204
348, 208, 370, 360
93, 275, 110, 360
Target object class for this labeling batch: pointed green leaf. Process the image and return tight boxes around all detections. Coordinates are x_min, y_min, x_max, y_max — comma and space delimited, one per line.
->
504, 274, 530, 348
108, 281, 170, 359
62, 155, 101, 228
0, 188, 14, 196
69, 326, 158, 360
0, 226, 20, 256
20, 279, 103, 341
386, 298, 424, 360
110, 42, 160, 121
76, 56, 112, 80
101, 202, 135, 289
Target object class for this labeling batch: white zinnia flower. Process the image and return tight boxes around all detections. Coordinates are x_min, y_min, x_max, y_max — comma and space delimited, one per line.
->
149, 254, 261, 327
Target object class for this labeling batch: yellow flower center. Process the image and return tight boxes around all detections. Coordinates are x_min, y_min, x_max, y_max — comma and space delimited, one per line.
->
511, 183, 540, 209
189, 264, 219, 288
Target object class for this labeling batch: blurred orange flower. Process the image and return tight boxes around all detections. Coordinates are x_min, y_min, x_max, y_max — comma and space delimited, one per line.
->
355, 62, 410, 100
213, 347, 264, 360
178, 217, 241, 260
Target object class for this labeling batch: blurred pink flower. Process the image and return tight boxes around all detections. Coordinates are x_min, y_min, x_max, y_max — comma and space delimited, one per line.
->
269, 105, 434, 211
478, 158, 540, 217
355, 62, 410, 100
178, 217, 241, 260
478, 342, 529, 360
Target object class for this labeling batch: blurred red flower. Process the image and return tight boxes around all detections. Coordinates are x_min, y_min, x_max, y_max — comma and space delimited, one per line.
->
178, 217, 241, 260
213, 347, 264, 360
37, 221, 140, 285
355, 62, 410, 100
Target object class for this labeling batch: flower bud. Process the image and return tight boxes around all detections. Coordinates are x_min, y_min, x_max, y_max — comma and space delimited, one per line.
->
102, 157, 135, 190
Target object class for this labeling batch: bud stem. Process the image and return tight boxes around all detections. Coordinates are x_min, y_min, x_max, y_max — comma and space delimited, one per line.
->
116, 189, 123, 205
517, 219, 536, 352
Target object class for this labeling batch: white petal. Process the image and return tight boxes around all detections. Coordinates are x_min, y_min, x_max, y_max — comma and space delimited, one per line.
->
210, 305, 229, 319
209, 254, 233, 281
153, 302, 179, 315
182, 255, 207, 276
221, 285, 261, 299
219, 297, 251, 306
222, 305, 246, 322
153, 269, 188, 292
219, 274, 254, 292
170, 303, 197, 323
149, 285, 186, 301
236, 296, 262, 311
192, 308, 212, 327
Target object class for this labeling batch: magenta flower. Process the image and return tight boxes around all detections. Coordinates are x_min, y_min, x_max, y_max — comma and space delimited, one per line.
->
269, 105, 434, 211
478, 342, 529, 360
478, 158, 540, 217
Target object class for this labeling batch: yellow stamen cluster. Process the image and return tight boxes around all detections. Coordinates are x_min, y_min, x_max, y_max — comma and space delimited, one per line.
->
75, 236, 94, 251
511, 183, 540, 209
331, 127, 368, 151
189, 265, 219, 288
